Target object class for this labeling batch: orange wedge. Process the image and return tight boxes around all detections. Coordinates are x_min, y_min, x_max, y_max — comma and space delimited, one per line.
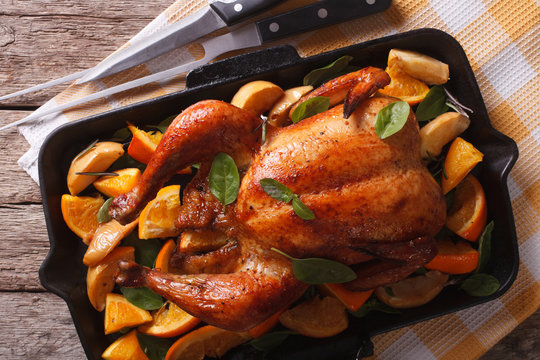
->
102, 330, 149, 360
139, 185, 182, 239
127, 123, 191, 174
104, 293, 152, 335
425, 238, 479, 274
441, 137, 483, 194
446, 174, 487, 242
93, 168, 141, 197
61, 194, 104, 245
155, 239, 176, 273
165, 325, 251, 360
378, 64, 430, 105
138, 301, 200, 338
87, 246, 135, 311
248, 308, 286, 338
318, 284, 373, 312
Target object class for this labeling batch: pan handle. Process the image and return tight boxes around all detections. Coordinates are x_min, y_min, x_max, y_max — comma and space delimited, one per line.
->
185, 45, 302, 89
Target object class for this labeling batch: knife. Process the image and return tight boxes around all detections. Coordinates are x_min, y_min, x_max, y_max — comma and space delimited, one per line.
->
1, 0, 392, 131
0, 0, 283, 102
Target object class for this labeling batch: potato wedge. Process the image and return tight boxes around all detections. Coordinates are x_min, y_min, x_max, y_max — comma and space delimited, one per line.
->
67, 141, 124, 195
388, 49, 449, 85
86, 246, 135, 311
179, 230, 229, 254
375, 270, 448, 309
279, 296, 348, 338
231, 80, 284, 116
268, 85, 313, 127
83, 218, 138, 266
420, 112, 470, 158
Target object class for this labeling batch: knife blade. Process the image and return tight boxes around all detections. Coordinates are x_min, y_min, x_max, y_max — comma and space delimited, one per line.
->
0, 0, 283, 102
1, 0, 392, 131
77, 0, 284, 84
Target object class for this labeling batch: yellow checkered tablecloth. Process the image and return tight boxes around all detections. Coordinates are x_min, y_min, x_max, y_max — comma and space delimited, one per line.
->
18, 1, 539, 359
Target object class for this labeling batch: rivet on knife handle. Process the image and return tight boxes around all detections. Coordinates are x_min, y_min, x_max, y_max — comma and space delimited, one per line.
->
210, 0, 284, 25
256, 0, 392, 43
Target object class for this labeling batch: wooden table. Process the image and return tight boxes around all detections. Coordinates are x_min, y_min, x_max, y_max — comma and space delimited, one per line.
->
0, 1, 537, 358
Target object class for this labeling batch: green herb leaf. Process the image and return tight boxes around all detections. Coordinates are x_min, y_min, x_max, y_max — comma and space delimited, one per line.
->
122, 234, 162, 267
374, 101, 410, 139
460, 273, 500, 297
415, 86, 449, 122
291, 96, 330, 124
191, 163, 200, 170
111, 128, 131, 142
75, 172, 119, 177
291, 195, 315, 220
414, 267, 428, 275
137, 333, 172, 360
271, 248, 357, 284
72, 139, 98, 163
249, 331, 297, 352
148, 114, 177, 134
476, 221, 494, 273
259, 178, 294, 203
209, 153, 240, 208
120, 287, 163, 310
303, 56, 354, 87
97, 197, 113, 224
110, 153, 147, 172
349, 298, 400, 318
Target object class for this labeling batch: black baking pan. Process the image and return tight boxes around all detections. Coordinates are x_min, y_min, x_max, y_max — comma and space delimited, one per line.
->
38, 28, 519, 359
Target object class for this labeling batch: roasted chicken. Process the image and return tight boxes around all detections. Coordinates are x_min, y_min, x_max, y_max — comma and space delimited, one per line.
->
110, 67, 446, 331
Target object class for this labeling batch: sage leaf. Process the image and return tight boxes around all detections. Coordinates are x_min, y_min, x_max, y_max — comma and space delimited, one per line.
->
122, 234, 162, 268
374, 101, 410, 139
111, 128, 131, 142
415, 86, 448, 122
137, 333, 171, 360
476, 221, 494, 273
460, 273, 500, 297
271, 248, 357, 284
303, 56, 354, 87
349, 298, 400, 318
97, 197, 113, 224
209, 153, 240, 208
291, 96, 330, 124
72, 139, 98, 163
120, 287, 163, 310
291, 195, 315, 220
249, 331, 297, 352
110, 153, 146, 172
149, 114, 177, 134
414, 267, 428, 275
259, 178, 294, 203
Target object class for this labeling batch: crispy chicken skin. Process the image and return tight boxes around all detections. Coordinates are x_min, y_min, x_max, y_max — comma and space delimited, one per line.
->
110, 67, 446, 331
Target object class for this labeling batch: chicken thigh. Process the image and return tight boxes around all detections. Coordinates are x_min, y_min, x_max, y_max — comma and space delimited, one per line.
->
110, 67, 446, 331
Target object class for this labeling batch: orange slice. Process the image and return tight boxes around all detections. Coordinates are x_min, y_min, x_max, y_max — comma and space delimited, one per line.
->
104, 293, 152, 335
155, 239, 176, 273
441, 137, 484, 194
127, 123, 191, 174
139, 185, 182, 239
165, 325, 251, 360
378, 64, 430, 105
425, 238, 479, 274
61, 194, 104, 245
279, 296, 348, 338
87, 246, 135, 311
102, 330, 149, 360
318, 284, 373, 312
445, 174, 487, 241
138, 301, 200, 338
248, 308, 286, 338
93, 168, 141, 197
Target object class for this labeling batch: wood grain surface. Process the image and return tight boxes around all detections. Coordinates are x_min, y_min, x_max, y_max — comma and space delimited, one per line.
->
0, 1, 537, 359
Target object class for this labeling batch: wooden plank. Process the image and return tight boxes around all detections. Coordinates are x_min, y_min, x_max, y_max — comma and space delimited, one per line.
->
0, 0, 173, 106
0, 111, 41, 204
0, 291, 85, 359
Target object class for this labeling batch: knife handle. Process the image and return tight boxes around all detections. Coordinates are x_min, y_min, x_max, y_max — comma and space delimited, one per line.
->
256, 0, 392, 43
209, 0, 284, 25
